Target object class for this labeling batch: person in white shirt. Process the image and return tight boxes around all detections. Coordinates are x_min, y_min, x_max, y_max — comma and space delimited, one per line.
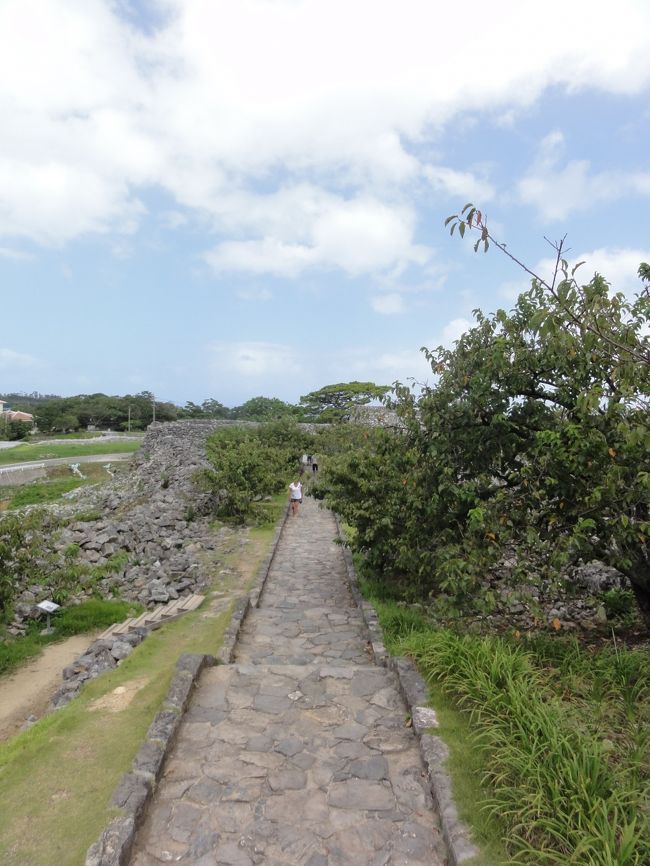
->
288, 479, 303, 516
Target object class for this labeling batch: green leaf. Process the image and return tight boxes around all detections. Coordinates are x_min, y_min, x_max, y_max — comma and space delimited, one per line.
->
444, 215, 456, 227
459, 222, 466, 238
461, 202, 474, 213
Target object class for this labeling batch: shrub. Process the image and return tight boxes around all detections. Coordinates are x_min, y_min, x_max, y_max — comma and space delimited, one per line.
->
203, 422, 313, 521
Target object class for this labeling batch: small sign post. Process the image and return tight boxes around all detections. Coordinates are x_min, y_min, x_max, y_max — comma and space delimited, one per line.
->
37, 600, 60, 635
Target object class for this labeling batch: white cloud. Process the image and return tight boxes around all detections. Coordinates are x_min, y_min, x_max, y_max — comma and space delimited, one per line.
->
536, 247, 650, 296
1, 0, 650, 256
209, 341, 301, 377
518, 131, 650, 221
424, 165, 495, 202
0, 246, 31, 261
206, 239, 316, 278
325, 315, 475, 386
205, 193, 427, 277
372, 293, 406, 314
0, 347, 37, 369
441, 318, 473, 346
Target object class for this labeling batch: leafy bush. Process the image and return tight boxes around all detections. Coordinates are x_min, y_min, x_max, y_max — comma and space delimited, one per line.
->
0, 510, 51, 620
320, 264, 650, 619
202, 421, 313, 521
603, 589, 637, 622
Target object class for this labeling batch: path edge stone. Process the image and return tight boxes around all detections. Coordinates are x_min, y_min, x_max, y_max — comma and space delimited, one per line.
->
334, 511, 480, 866
84, 652, 215, 866
333, 512, 387, 665
217, 501, 291, 664
389, 656, 480, 865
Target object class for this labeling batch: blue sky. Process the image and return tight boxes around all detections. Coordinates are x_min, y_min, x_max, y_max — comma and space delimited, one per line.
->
1, 0, 649, 407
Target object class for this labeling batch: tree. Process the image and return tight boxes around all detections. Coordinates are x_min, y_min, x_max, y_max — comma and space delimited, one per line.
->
201, 398, 230, 419
231, 396, 302, 421
318, 218, 650, 621
299, 382, 390, 422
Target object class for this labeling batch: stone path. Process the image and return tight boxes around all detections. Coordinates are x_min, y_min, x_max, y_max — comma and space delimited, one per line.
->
131, 498, 445, 866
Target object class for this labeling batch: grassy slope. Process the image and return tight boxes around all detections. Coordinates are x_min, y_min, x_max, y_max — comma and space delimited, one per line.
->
0, 510, 282, 866
0, 440, 140, 465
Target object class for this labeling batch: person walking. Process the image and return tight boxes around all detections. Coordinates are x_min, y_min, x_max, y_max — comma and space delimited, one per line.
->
288, 478, 303, 516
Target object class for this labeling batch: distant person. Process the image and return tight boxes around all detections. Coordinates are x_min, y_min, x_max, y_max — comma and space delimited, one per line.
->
288, 478, 303, 516
311, 456, 319, 475
307, 454, 313, 466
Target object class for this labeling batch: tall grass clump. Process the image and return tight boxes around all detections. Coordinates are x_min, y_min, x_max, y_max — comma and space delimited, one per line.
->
402, 630, 649, 865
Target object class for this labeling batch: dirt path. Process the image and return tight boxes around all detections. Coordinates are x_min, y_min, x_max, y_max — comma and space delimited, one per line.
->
0, 634, 96, 741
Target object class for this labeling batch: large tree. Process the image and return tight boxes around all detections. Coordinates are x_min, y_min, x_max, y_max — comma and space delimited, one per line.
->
299, 381, 390, 422
231, 396, 303, 421
321, 257, 650, 617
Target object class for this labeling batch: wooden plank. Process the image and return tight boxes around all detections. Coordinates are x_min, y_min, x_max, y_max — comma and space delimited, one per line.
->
112, 618, 135, 635
179, 594, 204, 611
162, 598, 185, 616
129, 611, 151, 629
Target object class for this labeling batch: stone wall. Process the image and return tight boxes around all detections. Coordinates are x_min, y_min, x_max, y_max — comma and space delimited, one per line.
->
7, 421, 239, 635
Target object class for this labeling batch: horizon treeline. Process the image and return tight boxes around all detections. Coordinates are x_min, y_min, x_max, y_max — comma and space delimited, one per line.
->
0, 382, 388, 432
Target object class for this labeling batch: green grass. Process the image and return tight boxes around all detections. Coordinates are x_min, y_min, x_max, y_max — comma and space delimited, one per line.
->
361, 575, 650, 865
29, 432, 104, 440
0, 462, 126, 510
30, 432, 145, 441
0, 605, 231, 866
0, 440, 140, 465
2, 477, 89, 508
364, 596, 508, 864
0, 600, 142, 676
0, 506, 285, 866
401, 630, 649, 866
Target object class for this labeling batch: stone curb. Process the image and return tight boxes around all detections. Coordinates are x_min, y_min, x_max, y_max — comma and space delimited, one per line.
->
388, 656, 480, 865
84, 652, 215, 866
333, 512, 479, 866
216, 501, 290, 664
217, 595, 251, 665
249, 501, 291, 609
85, 502, 291, 865
333, 513, 387, 666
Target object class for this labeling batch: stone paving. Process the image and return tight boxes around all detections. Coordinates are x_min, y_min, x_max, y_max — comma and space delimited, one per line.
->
130, 498, 445, 866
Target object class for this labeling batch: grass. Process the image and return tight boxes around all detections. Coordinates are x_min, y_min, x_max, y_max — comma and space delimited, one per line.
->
402, 630, 649, 866
363, 596, 509, 865
0, 440, 141, 466
0, 463, 125, 510
361, 579, 650, 865
30, 432, 145, 441
0, 505, 285, 866
0, 607, 230, 866
0, 600, 143, 676
29, 432, 104, 440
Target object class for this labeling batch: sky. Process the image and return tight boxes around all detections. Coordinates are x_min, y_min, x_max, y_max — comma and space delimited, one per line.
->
1, 0, 649, 407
